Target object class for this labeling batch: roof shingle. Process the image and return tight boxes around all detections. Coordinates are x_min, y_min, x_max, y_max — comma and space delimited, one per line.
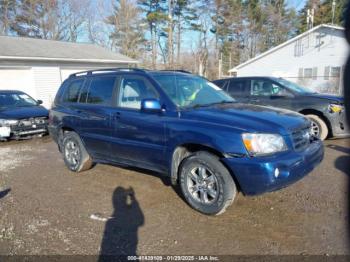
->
0, 36, 138, 63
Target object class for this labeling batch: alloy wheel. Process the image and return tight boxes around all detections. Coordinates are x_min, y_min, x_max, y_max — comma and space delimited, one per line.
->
186, 165, 219, 204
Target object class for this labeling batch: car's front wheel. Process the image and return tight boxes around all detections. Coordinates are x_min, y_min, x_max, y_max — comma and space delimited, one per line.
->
62, 131, 93, 172
306, 114, 328, 140
179, 151, 237, 215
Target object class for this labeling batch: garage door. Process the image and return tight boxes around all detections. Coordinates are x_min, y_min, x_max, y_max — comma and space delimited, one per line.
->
0, 68, 36, 98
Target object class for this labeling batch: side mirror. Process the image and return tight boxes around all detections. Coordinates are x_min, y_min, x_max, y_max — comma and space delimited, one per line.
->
141, 99, 162, 113
37, 100, 43, 105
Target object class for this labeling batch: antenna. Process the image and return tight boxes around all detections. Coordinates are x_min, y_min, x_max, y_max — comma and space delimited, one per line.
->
307, 9, 314, 30
332, 0, 336, 24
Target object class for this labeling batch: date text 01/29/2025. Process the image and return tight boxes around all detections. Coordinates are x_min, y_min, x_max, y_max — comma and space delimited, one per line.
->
127, 255, 219, 261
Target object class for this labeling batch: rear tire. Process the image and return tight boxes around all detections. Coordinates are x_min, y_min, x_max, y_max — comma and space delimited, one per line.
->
62, 131, 93, 172
179, 151, 236, 215
306, 114, 328, 140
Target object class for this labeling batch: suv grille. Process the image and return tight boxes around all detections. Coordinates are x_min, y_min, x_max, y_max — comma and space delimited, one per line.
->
11, 117, 48, 131
292, 127, 311, 151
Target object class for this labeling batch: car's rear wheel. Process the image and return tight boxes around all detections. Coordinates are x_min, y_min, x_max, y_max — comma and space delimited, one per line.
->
62, 131, 93, 172
179, 151, 236, 215
306, 114, 328, 140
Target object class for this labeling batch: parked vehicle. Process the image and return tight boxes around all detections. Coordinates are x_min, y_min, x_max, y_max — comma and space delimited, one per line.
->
49, 69, 324, 215
0, 90, 48, 141
213, 76, 349, 140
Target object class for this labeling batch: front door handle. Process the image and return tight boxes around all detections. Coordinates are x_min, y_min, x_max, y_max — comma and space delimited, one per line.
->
113, 112, 121, 120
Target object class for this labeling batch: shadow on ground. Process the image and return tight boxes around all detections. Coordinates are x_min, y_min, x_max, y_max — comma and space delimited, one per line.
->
98, 187, 144, 261
328, 144, 350, 176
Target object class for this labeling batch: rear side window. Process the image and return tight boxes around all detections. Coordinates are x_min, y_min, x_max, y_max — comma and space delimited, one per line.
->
62, 79, 85, 103
227, 80, 247, 95
213, 80, 228, 89
86, 76, 117, 106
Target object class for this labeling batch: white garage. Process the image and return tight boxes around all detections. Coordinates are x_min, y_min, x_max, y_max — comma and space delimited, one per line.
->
0, 36, 138, 108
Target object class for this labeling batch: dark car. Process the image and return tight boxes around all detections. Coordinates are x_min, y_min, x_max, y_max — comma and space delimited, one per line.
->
213, 76, 349, 140
0, 90, 49, 141
49, 68, 323, 215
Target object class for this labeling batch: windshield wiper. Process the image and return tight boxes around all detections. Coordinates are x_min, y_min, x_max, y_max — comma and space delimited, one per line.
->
189, 100, 234, 109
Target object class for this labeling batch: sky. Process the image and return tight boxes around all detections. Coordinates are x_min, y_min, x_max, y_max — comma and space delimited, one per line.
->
287, 0, 308, 11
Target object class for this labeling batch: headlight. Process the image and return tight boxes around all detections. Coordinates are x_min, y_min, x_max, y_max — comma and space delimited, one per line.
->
0, 119, 18, 127
329, 104, 343, 113
242, 133, 288, 156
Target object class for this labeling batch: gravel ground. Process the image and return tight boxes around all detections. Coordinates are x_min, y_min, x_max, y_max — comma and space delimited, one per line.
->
0, 137, 349, 256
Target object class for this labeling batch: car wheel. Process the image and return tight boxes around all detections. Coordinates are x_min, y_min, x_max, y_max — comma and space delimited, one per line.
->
62, 131, 93, 172
179, 151, 236, 215
306, 114, 328, 140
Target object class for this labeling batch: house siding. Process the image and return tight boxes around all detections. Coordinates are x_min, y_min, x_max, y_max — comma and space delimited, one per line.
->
234, 27, 348, 94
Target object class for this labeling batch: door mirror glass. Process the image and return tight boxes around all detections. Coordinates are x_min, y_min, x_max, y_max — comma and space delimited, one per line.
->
141, 99, 162, 112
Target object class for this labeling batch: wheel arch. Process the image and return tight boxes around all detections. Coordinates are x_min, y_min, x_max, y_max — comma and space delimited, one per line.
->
299, 109, 332, 137
57, 126, 76, 152
170, 143, 241, 191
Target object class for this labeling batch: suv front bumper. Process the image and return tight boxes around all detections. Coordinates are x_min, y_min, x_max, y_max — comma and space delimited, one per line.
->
222, 140, 324, 195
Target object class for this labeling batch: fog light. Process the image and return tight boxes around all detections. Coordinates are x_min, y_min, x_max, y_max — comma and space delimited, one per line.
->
274, 168, 280, 178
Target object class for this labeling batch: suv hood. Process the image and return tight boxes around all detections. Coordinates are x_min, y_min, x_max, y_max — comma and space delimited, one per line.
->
181, 103, 309, 135
0, 106, 48, 119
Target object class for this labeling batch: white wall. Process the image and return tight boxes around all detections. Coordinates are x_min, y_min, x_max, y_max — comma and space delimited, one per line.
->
0, 63, 128, 108
236, 27, 348, 94
0, 68, 36, 98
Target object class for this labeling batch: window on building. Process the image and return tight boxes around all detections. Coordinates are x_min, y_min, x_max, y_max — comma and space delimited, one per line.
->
86, 76, 117, 106
62, 79, 85, 103
298, 68, 303, 80
312, 67, 318, 80
324, 66, 330, 80
331, 67, 341, 78
304, 68, 313, 79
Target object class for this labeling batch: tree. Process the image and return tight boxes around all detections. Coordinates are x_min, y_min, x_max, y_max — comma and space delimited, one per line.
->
138, 0, 168, 68
106, 0, 145, 59
10, 0, 66, 40
0, 0, 17, 35
173, 0, 199, 66
297, 0, 347, 32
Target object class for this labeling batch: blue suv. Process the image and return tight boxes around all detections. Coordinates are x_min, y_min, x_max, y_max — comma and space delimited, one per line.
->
49, 68, 324, 215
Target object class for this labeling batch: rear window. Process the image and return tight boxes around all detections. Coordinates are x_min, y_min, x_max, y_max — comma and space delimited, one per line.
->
227, 80, 247, 95
62, 79, 85, 103
86, 76, 117, 106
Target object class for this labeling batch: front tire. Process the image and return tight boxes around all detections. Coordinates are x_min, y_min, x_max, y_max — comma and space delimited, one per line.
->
179, 151, 236, 215
306, 114, 328, 140
62, 131, 93, 172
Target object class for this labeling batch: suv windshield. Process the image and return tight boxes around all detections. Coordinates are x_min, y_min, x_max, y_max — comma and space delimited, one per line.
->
274, 78, 315, 94
152, 74, 234, 108
0, 93, 38, 109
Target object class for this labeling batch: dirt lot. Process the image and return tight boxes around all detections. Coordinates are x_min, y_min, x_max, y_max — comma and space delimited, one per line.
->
0, 137, 349, 256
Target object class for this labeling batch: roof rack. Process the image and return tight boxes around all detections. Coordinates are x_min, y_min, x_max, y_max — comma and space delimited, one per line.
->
160, 69, 192, 74
69, 68, 147, 78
